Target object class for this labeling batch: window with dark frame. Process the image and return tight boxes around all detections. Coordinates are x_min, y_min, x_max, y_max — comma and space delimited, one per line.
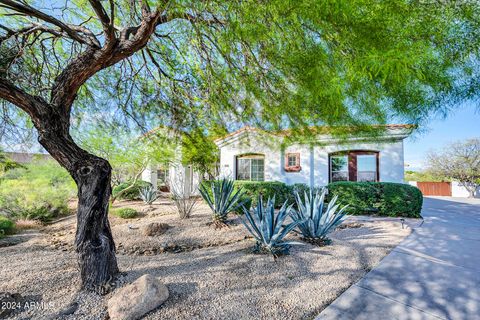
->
285, 152, 301, 172
329, 151, 379, 182
236, 155, 265, 181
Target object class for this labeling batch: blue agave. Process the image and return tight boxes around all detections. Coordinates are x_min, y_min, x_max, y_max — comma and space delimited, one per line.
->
291, 188, 348, 245
240, 196, 299, 257
139, 185, 158, 205
199, 178, 246, 228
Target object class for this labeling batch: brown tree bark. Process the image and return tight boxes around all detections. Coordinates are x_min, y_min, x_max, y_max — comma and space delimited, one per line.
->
34, 108, 119, 292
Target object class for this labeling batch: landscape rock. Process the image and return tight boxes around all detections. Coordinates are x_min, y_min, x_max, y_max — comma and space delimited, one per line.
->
107, 274, 169, 320
142, 222, 170, 236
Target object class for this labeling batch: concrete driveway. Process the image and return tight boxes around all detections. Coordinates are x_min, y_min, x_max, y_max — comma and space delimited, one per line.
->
316, 197, 480, 320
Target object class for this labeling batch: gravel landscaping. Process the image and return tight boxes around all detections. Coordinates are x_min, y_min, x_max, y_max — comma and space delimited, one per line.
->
0, 200, 416, 320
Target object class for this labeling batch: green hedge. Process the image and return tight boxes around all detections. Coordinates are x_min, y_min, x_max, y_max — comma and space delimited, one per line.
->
200, 180, 292, 209
112, 180, 152, 200
327, 181, 423, 218
199, 180, 422, 217
0, 216, 15, 237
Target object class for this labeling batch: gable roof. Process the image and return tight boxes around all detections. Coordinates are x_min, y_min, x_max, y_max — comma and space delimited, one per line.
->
214, 124, 416, 146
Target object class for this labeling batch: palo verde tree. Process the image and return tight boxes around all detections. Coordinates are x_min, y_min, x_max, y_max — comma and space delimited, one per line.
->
0, 1, 479, 292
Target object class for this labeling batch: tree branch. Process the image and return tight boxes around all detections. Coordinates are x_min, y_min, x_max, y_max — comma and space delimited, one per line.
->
88, 0, 115, 44
0, 0, 100, 48
0, 78, 45, 121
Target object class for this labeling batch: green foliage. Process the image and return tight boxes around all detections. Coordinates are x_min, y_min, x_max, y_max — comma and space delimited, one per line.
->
79, 127, 176, 186
181, 129, 222, 177
327, 182, 423, 218
112, 180, 152, 200
0, 149, 23, 174
111, 207, 138, 219
200, 180, 293, 209
199, 178, 246, 226
232, 181, 293, 208
378, 183, 424, 218
291, 188, 348, 243
240, 196, 299, 257
3, 1, 478, 150
0, 216, 15, 237
0, 160, 75, 222
405, 170, 446, 182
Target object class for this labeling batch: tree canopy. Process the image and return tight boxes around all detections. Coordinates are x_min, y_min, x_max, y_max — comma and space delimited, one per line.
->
1, 0, 479, 142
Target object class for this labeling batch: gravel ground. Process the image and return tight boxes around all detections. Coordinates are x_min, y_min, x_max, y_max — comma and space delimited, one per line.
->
0, 202, 415, 320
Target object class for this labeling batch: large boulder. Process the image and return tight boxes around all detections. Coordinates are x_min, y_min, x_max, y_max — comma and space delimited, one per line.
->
142, 222, 170, 236
107, 274, 169, 320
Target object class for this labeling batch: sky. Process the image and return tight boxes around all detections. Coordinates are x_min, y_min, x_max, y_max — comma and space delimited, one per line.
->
404, 102, 480, 171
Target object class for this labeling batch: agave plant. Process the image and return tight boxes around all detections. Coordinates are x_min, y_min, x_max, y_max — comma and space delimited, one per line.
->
290, 188, 348, 245
240, 196, 300, 257
139, 185, 158, 205
199, 179, 246, 228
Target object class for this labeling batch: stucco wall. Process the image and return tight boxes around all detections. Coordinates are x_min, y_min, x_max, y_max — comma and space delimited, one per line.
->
218, 133, 406, 187
218, 132, 282, 181
313, 140, 405, 186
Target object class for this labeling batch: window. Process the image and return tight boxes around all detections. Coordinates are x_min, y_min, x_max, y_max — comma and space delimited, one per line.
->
329, 151, 379, 182
357, 155, 377, 182
285, 153, 301, 172
236, 155, 265, 181
330, 155, 349, 182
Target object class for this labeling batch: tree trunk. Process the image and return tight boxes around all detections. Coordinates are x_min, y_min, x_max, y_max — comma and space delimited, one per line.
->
468, 188, 475, 198
74, 156, 119, 293
36, 115, 119, 293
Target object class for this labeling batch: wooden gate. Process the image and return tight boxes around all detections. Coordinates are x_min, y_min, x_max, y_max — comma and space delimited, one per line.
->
417, 182, 452, 196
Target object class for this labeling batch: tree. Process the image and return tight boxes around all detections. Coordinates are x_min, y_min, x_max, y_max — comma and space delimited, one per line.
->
181, 128, 223, 179
0, 1, 479, 291
78, 126, 175, 200
428, 139, 480, 198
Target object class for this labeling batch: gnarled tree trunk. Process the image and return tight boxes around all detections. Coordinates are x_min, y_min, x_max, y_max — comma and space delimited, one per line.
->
36, 113, 118, 293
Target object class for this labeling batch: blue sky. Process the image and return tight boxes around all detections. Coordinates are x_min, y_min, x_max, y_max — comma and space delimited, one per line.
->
404, 102, 480, 171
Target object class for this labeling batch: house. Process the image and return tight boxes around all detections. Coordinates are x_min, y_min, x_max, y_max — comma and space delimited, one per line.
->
214, 125, 415, 188
140, 128, 202, 196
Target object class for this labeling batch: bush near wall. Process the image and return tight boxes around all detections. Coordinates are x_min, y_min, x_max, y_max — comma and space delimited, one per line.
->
0, 160, 76, 222
112, 180, 152, 200
200, 180, 292, 209
327, 181, 423, 218
0, 216, 15, 237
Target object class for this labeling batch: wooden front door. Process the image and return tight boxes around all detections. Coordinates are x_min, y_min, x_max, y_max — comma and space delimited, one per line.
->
417, 182, 452, 196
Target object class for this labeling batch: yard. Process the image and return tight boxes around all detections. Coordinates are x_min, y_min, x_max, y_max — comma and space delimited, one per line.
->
0, 198, 415, 320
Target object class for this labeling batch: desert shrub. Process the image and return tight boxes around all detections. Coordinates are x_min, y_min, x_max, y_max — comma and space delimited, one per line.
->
378, 183, 423, 217
0, 160, 75, 222
199, 179, 246, 227
240, 196, 299, 257
236, 181, 292, 207
327, 182, 422, 218
112, 180, 151, 200
200, 180, 292, 209
111, 207, 138, 219
291, 188, 348, 245
0, 216, 15, 237
139, 185, 158, 205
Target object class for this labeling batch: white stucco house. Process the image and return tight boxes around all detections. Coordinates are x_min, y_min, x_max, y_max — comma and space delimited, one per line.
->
214, 125, 415, 188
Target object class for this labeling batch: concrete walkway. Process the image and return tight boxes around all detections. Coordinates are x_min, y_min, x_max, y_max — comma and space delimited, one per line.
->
316, 197, 480, 320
